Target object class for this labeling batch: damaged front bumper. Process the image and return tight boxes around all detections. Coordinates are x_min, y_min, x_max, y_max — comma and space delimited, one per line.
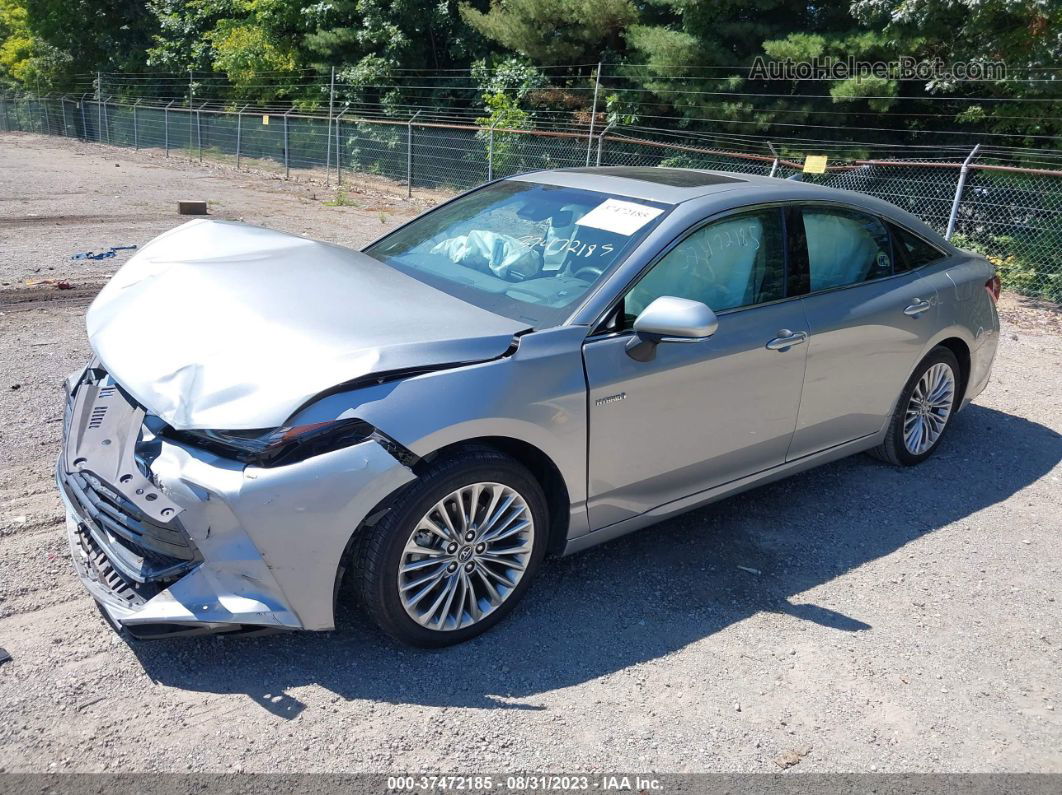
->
58, 363, 416, 638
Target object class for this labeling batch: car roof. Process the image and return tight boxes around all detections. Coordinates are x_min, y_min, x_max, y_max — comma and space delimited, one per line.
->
509, 166, 950, 246
511, 167, 756, 203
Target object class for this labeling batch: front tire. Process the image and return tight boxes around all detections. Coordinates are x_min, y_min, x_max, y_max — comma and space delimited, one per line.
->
352, 446, 548, 647
872, 346, 961, 466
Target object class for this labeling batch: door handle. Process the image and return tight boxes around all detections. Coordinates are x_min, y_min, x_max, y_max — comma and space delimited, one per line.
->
766, 330, 808, 351
904, 298, 932, 316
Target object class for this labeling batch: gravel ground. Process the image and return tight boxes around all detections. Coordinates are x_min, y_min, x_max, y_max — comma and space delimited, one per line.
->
0, 133, 1059, 774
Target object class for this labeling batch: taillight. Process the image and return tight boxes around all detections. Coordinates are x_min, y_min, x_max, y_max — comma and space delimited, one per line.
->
985, 273, 1001, 302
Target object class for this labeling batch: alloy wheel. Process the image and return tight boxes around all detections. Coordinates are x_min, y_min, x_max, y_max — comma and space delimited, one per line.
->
398, 482, 534, 631
903, 362, 956, 455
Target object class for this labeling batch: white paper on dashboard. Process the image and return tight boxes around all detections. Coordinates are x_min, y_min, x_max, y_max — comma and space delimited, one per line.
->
575, 199, 664, 236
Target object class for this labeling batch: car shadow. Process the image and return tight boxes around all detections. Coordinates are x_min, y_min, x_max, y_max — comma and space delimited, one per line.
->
128, 405, 1060, 717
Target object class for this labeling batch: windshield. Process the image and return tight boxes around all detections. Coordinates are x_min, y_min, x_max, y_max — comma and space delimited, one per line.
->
364, 180, 670, 327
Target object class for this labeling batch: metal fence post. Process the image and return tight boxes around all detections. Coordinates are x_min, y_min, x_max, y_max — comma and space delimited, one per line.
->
335, 107, 347, 184
187, 71, 194, 155
283, 108, 292, 178
196, 101, 206, 162
103, 97, 114, 145
164, 100, 173, 156
96, 73, 102, 143
407, 110, 422, 198
325, 66, 335, 184
0, 94, 6, 132
103, 96, 113, 144
41, 93, 51, 135
767, 142, 780, 178
133, 99, 140, 150
945, 144, 981, 240
236, 104, 247, 169
59, 96, 69, 136
585, 62, 602, 167
596, 121, 615, 167
487, 119, 497, 180
79, 93, 89, 140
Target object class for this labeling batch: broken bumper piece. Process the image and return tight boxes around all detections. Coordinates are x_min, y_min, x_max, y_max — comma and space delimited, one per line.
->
58, 366, 416, 638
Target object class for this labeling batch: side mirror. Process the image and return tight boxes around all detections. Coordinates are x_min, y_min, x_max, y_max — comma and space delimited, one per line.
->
626, 296, 718, 362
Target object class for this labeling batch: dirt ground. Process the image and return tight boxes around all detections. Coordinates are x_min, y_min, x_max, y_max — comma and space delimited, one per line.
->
0, 133, 1059, 774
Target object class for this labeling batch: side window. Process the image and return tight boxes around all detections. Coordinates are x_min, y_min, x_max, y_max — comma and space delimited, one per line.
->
890, 223, 946, 271
801, 208, 892, 291
625, 209, 786, 322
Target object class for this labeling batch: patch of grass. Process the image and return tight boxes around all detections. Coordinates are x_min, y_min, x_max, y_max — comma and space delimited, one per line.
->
323, 188, 359, 208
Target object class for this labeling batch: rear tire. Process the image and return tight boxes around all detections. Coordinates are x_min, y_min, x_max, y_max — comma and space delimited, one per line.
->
351, 445, 548, 647
871, 346, 961, 466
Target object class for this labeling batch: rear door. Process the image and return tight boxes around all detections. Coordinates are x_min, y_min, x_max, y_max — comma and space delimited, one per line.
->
788, 205, 951, 460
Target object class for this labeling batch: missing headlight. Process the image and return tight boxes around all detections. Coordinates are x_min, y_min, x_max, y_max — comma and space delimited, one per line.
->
170, 418, 378, 468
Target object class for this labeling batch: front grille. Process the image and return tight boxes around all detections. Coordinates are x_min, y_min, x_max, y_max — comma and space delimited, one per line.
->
72, 523, 160, 608
62, 362, 200, 609
60, 464, 198, 587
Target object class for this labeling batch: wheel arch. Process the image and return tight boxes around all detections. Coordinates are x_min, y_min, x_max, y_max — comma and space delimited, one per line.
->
883, 331, 973, 433
934, 336, 971, 404
413, 436, 572, 557
333, 434, 574, 620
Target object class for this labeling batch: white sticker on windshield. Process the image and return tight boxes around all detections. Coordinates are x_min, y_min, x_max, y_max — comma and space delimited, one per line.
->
576, 199, 664, 236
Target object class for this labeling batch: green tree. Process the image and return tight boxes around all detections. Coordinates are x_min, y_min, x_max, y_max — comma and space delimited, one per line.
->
460, 0, 636, 65
0, 0, 39, 84
145, 0, 229, 73
24, 0, 157, 87
850, 0, 1061, 144
145, 1, 306, 102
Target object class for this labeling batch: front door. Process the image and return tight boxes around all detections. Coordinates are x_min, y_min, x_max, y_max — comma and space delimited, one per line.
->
582, 207, 810, 529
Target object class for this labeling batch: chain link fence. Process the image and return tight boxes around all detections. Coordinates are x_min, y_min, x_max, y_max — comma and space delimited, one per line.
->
2, 92, 1059, 301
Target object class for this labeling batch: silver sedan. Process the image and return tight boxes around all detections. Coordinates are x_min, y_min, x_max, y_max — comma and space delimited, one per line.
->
58, 167, 1000, 645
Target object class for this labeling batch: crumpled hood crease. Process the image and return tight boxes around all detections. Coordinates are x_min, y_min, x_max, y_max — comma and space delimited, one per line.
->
87, 219, 528, 430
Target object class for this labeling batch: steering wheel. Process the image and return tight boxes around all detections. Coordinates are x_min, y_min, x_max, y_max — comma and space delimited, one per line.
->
573, 265, 605, 282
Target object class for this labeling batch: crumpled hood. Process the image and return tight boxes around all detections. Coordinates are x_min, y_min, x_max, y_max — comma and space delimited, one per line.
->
87, 219, 528, 430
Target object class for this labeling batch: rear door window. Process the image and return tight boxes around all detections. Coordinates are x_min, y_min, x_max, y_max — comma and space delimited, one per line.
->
801, 208, 893, 291
890, 224, 947, 271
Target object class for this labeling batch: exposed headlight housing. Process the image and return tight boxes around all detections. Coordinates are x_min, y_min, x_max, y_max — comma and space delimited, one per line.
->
171, 418, 376, 468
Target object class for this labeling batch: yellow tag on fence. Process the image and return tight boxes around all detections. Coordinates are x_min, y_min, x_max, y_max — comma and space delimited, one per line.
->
803, 155, 827, 174
262, 114, 270, 125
